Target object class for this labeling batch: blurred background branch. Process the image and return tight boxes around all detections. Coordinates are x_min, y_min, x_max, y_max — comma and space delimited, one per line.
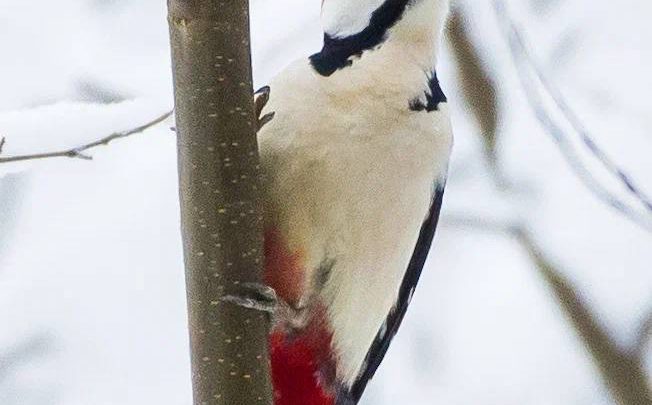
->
447, 9, 500, 174
519, 231, 651, 405
492, 0, 652, 233
0, 333, 57, 405
0, 174, 27, 268
0, 334, 53, 385
633, 311, 652, 360
447, 5, 652, 405
446, 212, 652, 405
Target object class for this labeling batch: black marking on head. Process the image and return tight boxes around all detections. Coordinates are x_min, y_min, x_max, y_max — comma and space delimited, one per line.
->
310, 0, 413, 77
409, 70, 447, 112
345, 183, 447, 404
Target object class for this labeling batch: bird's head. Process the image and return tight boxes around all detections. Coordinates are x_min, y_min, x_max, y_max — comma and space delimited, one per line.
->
312, 0, 449, 76
319, 0, 449, 40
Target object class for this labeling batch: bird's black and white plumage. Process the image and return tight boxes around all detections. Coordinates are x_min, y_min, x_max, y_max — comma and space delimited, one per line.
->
256, 1, 452, 404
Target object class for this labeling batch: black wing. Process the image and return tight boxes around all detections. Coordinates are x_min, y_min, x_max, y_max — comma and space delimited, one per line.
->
339, 183, 446, 404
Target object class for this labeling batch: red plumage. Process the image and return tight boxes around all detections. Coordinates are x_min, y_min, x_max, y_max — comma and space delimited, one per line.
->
265, 229, 337, 405
264, 229, 305, 307
269, 331, 334, 405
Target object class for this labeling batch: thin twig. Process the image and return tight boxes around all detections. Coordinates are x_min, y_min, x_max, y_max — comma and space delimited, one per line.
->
492, 0, 652, 233
443, 213, 516, 235
508, 17, 652, 213
519, 67, 652, 232
0, 111, 173, 164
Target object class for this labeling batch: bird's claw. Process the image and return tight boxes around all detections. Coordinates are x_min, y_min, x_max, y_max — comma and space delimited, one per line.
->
220, 282, 310, 331
254, 86, 275, 132
220, 282, 279, 314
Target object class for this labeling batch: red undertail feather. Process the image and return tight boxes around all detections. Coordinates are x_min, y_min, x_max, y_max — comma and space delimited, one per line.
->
265, 228, 336, 405
270, 330, 335, 405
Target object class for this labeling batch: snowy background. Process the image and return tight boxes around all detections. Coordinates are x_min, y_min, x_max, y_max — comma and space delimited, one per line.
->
1, 0, 650, 404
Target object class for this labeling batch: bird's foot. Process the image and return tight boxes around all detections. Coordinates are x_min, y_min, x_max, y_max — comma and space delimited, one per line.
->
221, 282, 309, 330
220, 282, 278, 314
254, 86, 275, 131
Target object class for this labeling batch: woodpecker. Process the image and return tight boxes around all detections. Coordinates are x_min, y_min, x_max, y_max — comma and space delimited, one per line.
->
254, 1, 452, 404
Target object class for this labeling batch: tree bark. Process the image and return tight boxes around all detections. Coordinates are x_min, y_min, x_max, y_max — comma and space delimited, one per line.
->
167, 1, 273, 404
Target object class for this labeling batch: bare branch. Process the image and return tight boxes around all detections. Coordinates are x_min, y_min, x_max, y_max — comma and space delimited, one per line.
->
450, 7, 651, 402
492, 0, 652, 233
168, 1, 273, 403
447, 9, 500, 170
0, 111, 173, 164
633, 309, 652, 360
516, 230, 652, 405
447, 212, 652, 405
442, 213, 517, 235
505, 11, 652, 213
0, 137, 5, 155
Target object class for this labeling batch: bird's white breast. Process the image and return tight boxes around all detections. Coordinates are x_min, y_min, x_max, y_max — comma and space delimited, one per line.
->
258, 58, 452, 385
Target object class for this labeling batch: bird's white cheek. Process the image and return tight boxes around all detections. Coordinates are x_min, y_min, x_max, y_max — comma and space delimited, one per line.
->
321, 0, 386, 38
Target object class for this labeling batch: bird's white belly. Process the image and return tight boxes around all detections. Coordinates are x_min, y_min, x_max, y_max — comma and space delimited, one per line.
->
261, 122, 448, 384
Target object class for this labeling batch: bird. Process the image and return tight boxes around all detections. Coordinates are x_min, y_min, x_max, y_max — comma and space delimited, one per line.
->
249, 1, 452, 404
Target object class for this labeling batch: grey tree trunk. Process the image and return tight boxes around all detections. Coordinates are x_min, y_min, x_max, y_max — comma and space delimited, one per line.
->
167, 1, 273, 404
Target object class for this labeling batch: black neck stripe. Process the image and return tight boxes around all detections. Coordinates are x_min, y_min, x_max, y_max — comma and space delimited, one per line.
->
310, 0, 412, 77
